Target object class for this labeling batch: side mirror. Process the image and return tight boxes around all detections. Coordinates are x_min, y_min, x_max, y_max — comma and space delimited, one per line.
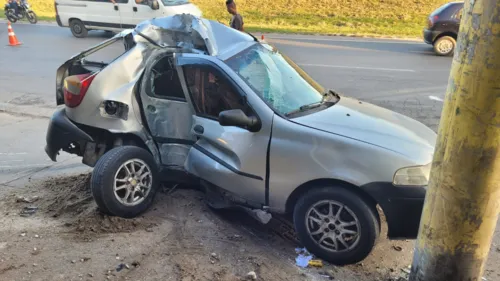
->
150, 0, 159, 10
219, 109, 261, 132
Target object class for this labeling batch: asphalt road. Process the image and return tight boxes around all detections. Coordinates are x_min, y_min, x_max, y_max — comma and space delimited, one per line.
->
0, 21, 451, 182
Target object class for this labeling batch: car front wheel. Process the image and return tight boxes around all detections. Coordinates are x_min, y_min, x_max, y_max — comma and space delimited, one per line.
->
293, 187, 380, 265
91, 146, 159, 218
433, 36, 456, 56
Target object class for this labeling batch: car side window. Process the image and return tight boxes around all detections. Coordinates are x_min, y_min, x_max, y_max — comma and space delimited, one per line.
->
183, 65, 251, 119
455, 8, 463, 19
135, 0, 150, 5
149, 56, 186, 101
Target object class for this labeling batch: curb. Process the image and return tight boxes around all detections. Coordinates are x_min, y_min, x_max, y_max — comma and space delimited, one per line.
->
0, 102, 55, 119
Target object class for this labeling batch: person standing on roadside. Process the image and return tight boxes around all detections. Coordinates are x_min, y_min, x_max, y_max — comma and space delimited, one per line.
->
226, 0, 244, 31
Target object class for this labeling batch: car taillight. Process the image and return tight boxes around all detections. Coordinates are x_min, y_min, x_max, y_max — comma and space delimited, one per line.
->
63, 73, 97, 108
428, 15, 439, 27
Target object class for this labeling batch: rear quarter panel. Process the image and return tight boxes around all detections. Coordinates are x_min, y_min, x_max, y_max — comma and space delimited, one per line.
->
65, 44, 147, 134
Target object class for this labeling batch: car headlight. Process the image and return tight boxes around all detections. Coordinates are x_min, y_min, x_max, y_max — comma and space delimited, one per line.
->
393, 163, 432, 186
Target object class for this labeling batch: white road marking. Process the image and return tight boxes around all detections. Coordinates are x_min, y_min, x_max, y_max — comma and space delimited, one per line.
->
0, 160, 24, 163
298, 63, 416, 72
267, 35, 424, 44
0, 164, 51, 168
0, 152, 28, 155
429, 95, 444, 102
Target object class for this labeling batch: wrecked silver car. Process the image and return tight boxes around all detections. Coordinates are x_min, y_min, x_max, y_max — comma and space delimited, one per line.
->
45, 14, 436, 265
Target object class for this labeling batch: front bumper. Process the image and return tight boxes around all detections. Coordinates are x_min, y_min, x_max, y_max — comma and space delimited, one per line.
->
423, 29, 439, 45
45, 108, 93, 162
361, 182, 426, 239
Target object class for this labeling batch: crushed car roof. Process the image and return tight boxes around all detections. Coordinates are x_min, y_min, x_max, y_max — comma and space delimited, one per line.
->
134, 14, 257, 57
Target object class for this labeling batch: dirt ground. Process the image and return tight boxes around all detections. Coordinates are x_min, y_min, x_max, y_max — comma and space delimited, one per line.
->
0, 173, 499, 281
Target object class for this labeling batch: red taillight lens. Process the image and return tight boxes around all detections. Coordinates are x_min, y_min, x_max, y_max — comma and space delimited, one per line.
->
428, 15, 439, 27
63, 73, 97, 108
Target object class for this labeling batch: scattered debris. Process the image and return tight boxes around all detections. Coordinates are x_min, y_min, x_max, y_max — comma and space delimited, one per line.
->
322, 270, 336, 280
295, 248, 313, 268
308, 259, 323, 268
20, 233, 26, 237
71, 260, 77, 264
31, 247, 40, 255
88, 273, 94, 278
145, 227, 154, 232
20, 206, 38, 217
116, 263, 127, 272
34, 235, 39, 238
392, 246, 403, 252
80, 257, 91, 262
16, 196, 39, 204
131, 261, 140, 268
228, 234, 244, 241
246, 271, 257, 280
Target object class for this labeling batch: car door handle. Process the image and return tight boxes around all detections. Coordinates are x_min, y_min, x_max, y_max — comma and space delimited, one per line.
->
114, 5, 119, 11
133, 6, 137, 12
193, 125, 204, 135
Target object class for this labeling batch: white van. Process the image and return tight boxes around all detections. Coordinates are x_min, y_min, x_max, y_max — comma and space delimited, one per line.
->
54, 0, 202, 38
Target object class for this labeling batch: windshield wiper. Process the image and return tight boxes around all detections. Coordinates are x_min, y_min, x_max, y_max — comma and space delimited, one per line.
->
285, 89, 340, 117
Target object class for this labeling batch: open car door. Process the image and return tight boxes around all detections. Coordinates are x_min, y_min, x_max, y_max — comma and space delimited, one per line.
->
139, 52, 196, 167
177, 55, 274, 208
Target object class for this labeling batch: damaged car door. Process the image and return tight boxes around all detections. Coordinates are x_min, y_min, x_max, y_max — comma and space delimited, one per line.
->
178, 55, 273, 208
139, 51, 196, 167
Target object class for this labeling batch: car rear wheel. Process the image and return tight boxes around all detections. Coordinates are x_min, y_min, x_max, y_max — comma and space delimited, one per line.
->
91, 146, 159, 218
70, 19, 88, 38
293, 187, 380, 265
433, 36, 456, 56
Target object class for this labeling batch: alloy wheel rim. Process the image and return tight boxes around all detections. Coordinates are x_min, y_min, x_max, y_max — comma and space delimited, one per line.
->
438, 39, 453, 54
305, 200, 361, 252
113, 159, 152, 206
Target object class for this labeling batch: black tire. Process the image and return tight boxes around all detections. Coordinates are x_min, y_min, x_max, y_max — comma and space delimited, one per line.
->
433, 36, 456, 56
70, 19, 88, 38
27, 11, 37, 24
293, 187, 380, 265
91, 146, 159, 218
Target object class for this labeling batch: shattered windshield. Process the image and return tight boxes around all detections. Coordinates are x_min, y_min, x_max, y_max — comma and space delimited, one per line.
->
225, 44, 324, 116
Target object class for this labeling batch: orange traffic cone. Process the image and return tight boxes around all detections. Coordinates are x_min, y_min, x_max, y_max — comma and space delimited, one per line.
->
7, 22, 22, 46
261, 34, 265, 41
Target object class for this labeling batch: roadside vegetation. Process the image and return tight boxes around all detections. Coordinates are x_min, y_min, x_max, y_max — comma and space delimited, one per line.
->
23, 0, 450, 37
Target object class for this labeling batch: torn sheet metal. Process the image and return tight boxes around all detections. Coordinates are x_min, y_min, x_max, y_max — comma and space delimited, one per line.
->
135, 14, 217, 55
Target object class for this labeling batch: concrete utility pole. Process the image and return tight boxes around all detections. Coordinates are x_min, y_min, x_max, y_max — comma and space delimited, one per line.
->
409, 1, 500, 280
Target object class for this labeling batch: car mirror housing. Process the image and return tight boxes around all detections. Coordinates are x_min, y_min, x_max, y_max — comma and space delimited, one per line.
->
218, 109, 261, 132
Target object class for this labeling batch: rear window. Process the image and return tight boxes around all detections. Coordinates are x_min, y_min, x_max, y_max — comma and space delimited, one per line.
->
431, 2, 455, 16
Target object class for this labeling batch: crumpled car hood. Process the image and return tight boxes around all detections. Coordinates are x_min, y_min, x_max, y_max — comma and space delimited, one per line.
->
293, 96, 437, 160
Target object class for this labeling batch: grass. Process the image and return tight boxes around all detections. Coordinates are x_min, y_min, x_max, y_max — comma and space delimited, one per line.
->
20, 0, 451, 37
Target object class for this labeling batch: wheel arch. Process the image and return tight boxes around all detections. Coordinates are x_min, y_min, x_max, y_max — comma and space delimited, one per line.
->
433, 31, 457, 43
285, 178, 382, 225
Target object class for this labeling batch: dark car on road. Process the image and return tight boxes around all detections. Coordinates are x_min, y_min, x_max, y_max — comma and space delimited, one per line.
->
424, 1, 464, 56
